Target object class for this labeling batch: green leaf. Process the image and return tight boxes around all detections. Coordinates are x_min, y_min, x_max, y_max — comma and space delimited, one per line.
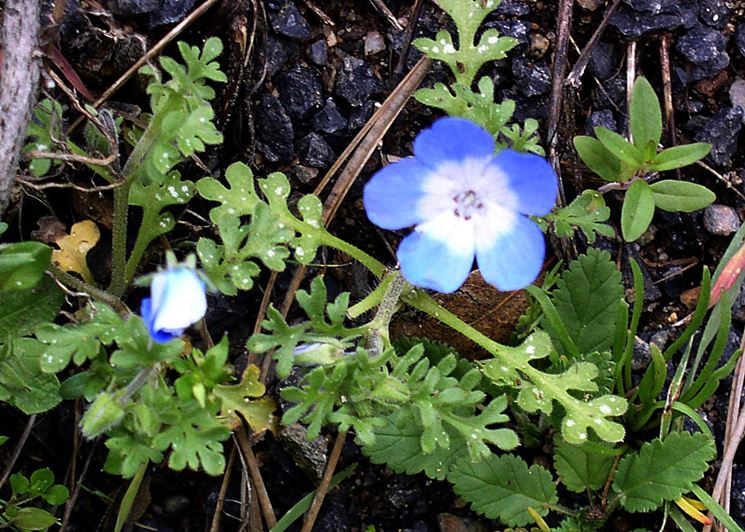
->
10, 507, 59, 530
547, 190, 614, 243
29, 468, 55, 493
43, 484, 70, 505
612, 432, 716, 512
621, 179, 655, 242
0, 241, 52, 291
651, 143, 711, 172
362, 408, 468, 480
0, 275, 64, 337
573, 136, 623, 182
629, 77, 662, 151
594, 127, 644, 169
448, 454, 558, 526
649, 180, 715, 212
10, 472, 30, 495
550, 248, 624, 355
0, 338, 62, 414
554, 438, 615, 493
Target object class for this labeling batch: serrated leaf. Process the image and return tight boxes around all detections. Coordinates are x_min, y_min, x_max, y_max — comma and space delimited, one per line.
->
649, 180, 715, 212
574, 136, 623, 182
52, 220, 100, 283
594, 127, 644, 169
0, 275, 63, 337
629, 77, 662, 151
551, 248, 624, 354
554, 438, 615, 493
448, 454, 558, 526
612, 432, 716, 512
651, 143, 711, 172
362, 409, 468, 480
621, 180, 655, 242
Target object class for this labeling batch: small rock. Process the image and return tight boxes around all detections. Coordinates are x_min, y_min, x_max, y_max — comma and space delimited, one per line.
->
485, 20, 529, 48
511, 57, 551, 97
592, 77, 626, 110
610, 5, 682, 39
736, 24, 745, 58
494, 0, 530, 16
313, 98, 347, 134
731, 78, 745, 116
586, 109, 617, 135
650, 329, 670, 351
731, 467, 745, 524
588, 40, 616, 80
148, 0, 196, 27
348, 100, 376, 130
277, 65, 323, 120
676, 24, 729, 80
703, 204, 741, 236
631, 336, 651, 371
265, 36, 293, 77
364, 31, 386, 55
276, 423, 328, 481
269, 2, 310, 40
334, 55, 384, 107
679, 286, 700, 310
529, 33, 550, 59
698, 0, 730, 29
298, 132, 334, 168
694, 107, 743, 166
163, 495, 190, 516
291, 165, 319, 184
308, 39, 327, 65
256, 93, 294, 162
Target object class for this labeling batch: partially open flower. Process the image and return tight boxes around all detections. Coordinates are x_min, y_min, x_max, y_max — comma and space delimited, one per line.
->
363, 117, 558, 293
141, 266, 207, 343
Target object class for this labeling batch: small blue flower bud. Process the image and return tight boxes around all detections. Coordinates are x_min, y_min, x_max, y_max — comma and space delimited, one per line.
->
141, 266, 207, 343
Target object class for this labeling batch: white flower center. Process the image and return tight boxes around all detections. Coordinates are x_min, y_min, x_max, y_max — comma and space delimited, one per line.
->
416, 156, 519, 251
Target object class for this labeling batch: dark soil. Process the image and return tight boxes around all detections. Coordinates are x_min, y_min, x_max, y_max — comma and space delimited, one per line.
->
5, 0, 745, 530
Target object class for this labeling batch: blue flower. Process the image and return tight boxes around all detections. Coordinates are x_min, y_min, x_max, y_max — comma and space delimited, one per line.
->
363, 117, 557, 293
141, 266, 207, 343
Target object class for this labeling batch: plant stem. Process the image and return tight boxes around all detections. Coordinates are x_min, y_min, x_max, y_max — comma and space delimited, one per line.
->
49, 265, 130, 316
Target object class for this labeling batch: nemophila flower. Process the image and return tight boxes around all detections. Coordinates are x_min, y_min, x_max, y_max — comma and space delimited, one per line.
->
141, 266, 207, 343
364, 117, 557, 293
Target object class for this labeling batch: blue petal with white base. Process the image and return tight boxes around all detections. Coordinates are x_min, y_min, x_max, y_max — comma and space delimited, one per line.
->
363, 158, 431, 230
364, 116, 558, 293
141, 266, 207, 343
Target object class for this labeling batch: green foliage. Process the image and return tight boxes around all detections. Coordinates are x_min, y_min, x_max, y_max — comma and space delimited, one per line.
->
248, 276, 362, 377
611, 432, 715, 512
448, 454, 558, 526
0, 241, 51, 292
574, 77, 714, 241
0, 276, 63, 338
549, 248, 624, 355
1, 467, 69, 531
554, 438, 615, 493
197, 163, 327, 295
22, 99, 64, 177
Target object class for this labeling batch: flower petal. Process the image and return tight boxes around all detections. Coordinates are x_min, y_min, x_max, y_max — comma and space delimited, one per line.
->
364, 158, 432, 230
476, 215, 546, 291
490, 149, 558, 215
151, 267, 207, 333
397, 215, 475, 293
141, 298, 178, 343
414, 117, 495, 168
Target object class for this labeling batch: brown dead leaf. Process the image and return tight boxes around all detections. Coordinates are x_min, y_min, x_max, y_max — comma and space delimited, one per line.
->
52, 220, 100, 284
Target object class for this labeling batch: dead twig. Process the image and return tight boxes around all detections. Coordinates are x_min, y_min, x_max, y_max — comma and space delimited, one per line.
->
301, 430, 348, 532
392, 0, 426, 80
0, 0, 42, 217
566, 0, 621, 88
235, 430, 276, 529
208, 445, 237, 532
0, 415, 37, 491
367, 0, 403, 30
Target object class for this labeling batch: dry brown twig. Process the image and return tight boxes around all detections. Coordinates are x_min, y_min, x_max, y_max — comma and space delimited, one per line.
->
301, 430, 348, 532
